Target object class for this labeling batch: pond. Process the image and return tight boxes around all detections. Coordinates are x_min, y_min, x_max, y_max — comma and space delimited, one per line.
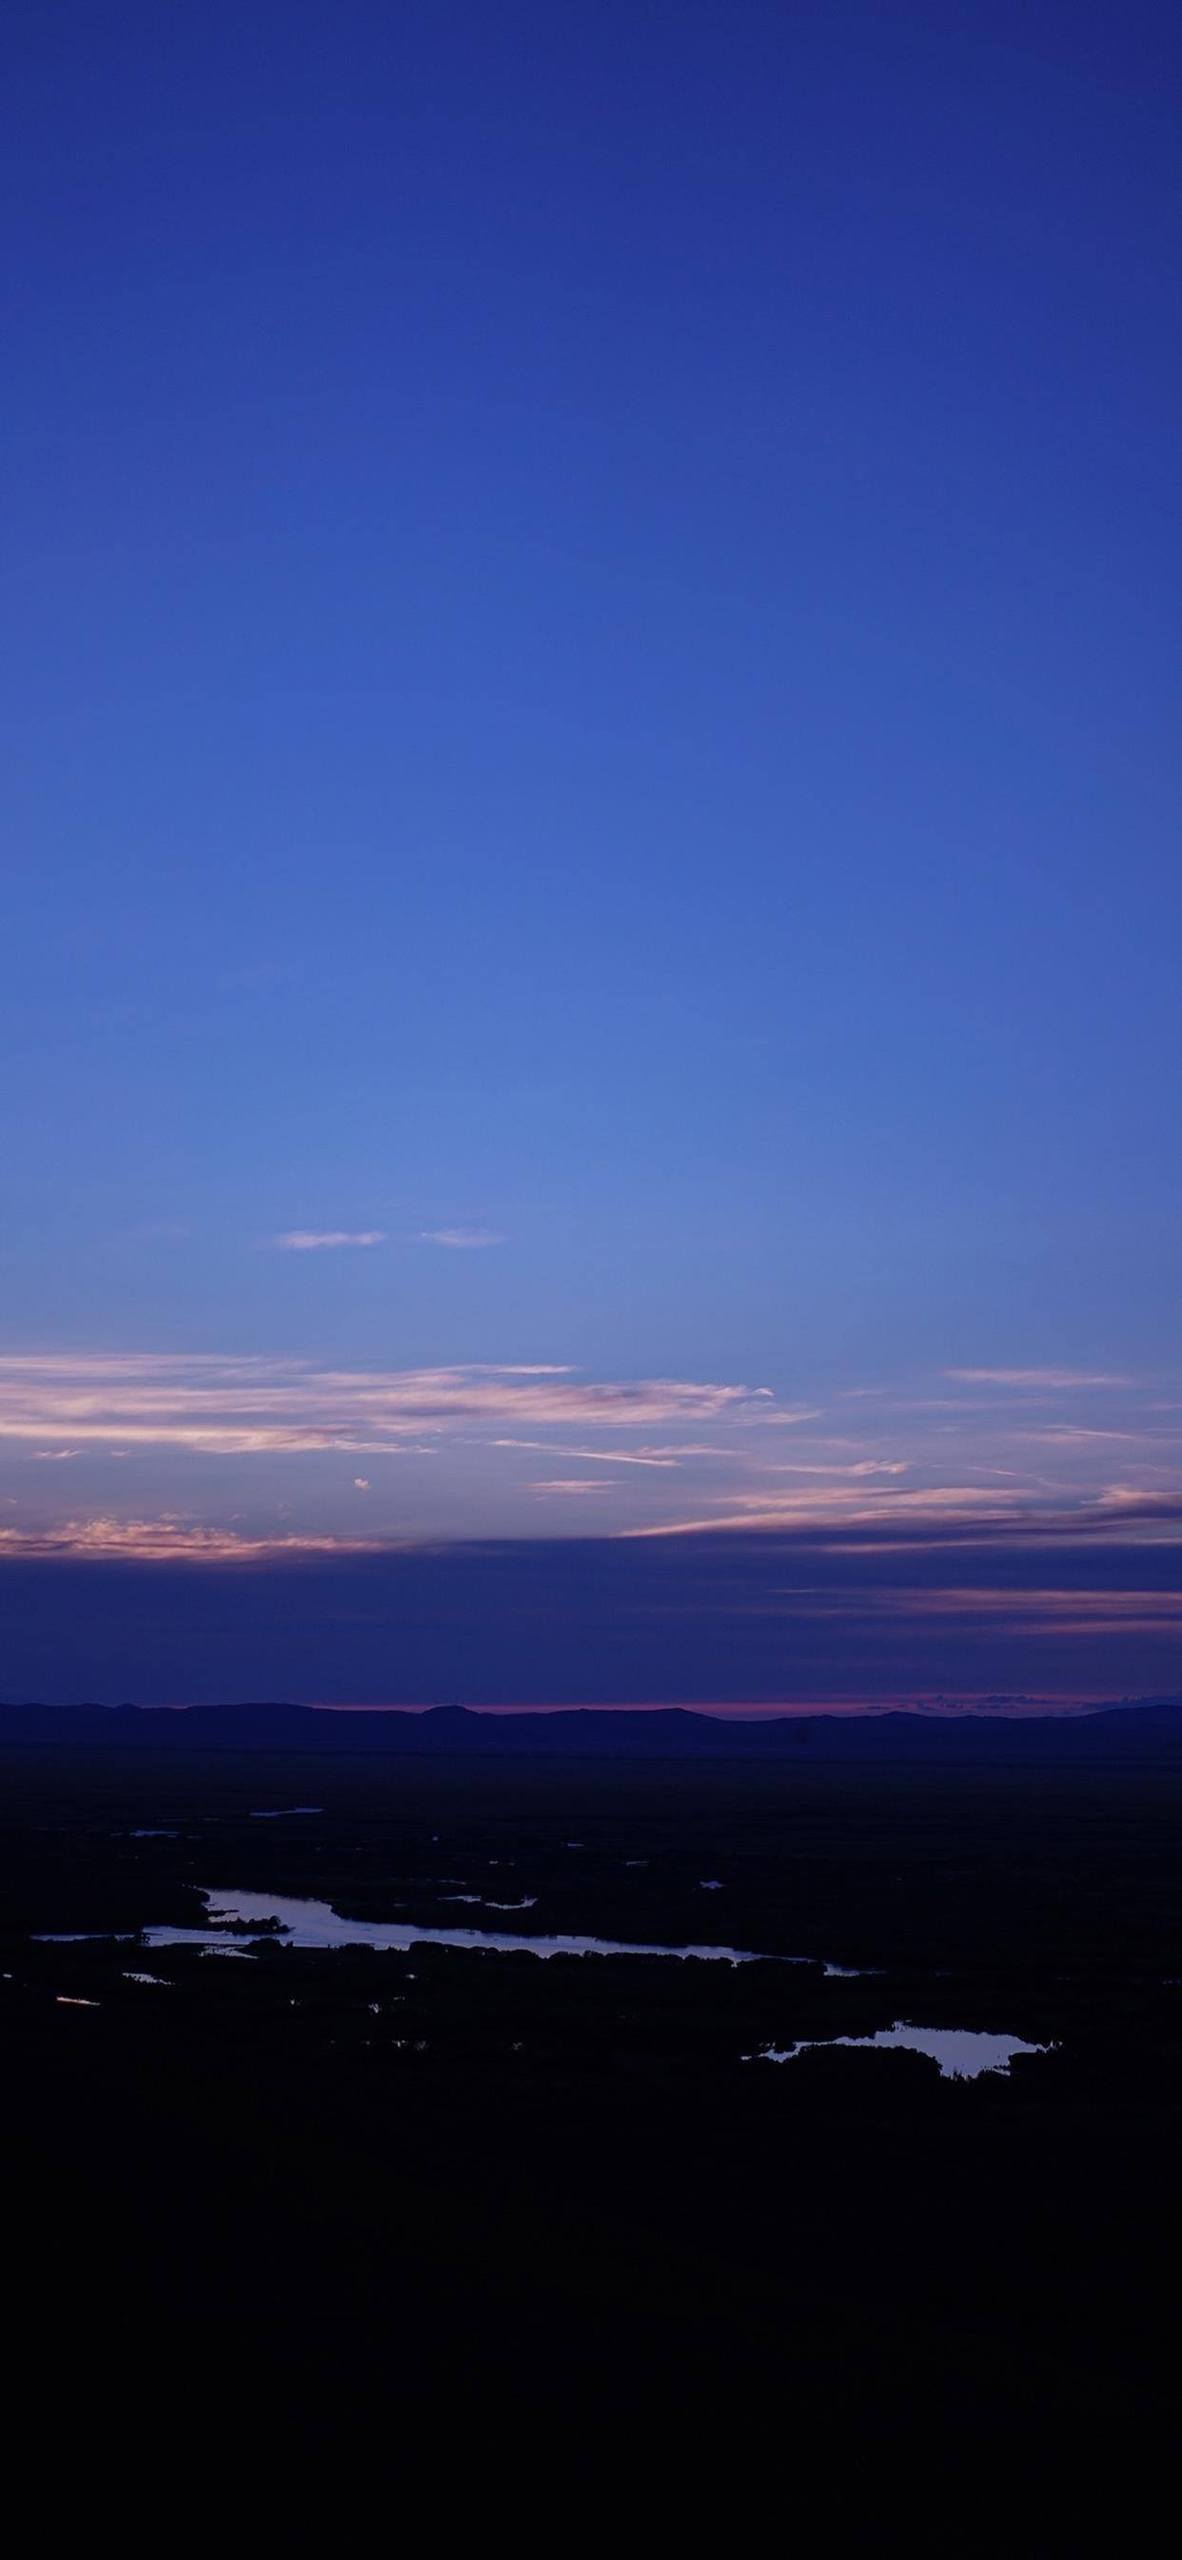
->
749, 2023, 1048, 2079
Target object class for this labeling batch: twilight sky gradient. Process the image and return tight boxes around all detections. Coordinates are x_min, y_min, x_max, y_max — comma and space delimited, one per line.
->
3, 3, 1179, 1703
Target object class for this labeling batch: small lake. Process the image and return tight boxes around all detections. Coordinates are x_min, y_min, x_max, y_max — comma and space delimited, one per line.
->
750, 2023, 1048, 2079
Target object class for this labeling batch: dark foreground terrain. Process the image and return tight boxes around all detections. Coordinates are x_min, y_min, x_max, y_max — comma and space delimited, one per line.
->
3, 1714, 1180, 2527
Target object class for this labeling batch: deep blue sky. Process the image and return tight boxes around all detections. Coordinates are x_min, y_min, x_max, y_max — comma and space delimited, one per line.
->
2, 3, 1179, 1697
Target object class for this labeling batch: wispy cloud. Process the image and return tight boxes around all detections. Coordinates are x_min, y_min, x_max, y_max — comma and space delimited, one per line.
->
751, 1406, 824, 1425
273, 1230, 386, 1251
715, 1580, 1182, 1639
762, 1460, 910, 1477
629, 1482, 1025, 1537
491, 1440, 683, 1468
629, 1481, 1182, 1544
0, 1353, 770, 1457
842, 1587, 1182, 1632
947, 1368, 1133, 1390
2, 1353, 1177, 1566
416, 1227, 505, 1249
1013, 1424, 1143, 1447
0, 1516, 377, 1561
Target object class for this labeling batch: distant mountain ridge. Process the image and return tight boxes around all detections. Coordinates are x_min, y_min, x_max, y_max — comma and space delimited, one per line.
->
2, 1696, 1182, 1760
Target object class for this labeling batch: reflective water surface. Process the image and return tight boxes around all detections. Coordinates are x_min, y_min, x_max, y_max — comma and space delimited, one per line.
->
249, 1807, 324, 1819
750, 2023, 1048, 2078
138, 1887, 802, 1964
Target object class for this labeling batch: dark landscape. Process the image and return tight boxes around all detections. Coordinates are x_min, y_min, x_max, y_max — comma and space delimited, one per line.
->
5, 1702, 1180, 2512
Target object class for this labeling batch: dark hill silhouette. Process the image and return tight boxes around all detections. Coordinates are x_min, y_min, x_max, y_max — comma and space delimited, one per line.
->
2, 1695, 1181, 1759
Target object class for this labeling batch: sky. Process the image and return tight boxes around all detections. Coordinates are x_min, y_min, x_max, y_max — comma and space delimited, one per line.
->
2, 2, 1179, 1704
